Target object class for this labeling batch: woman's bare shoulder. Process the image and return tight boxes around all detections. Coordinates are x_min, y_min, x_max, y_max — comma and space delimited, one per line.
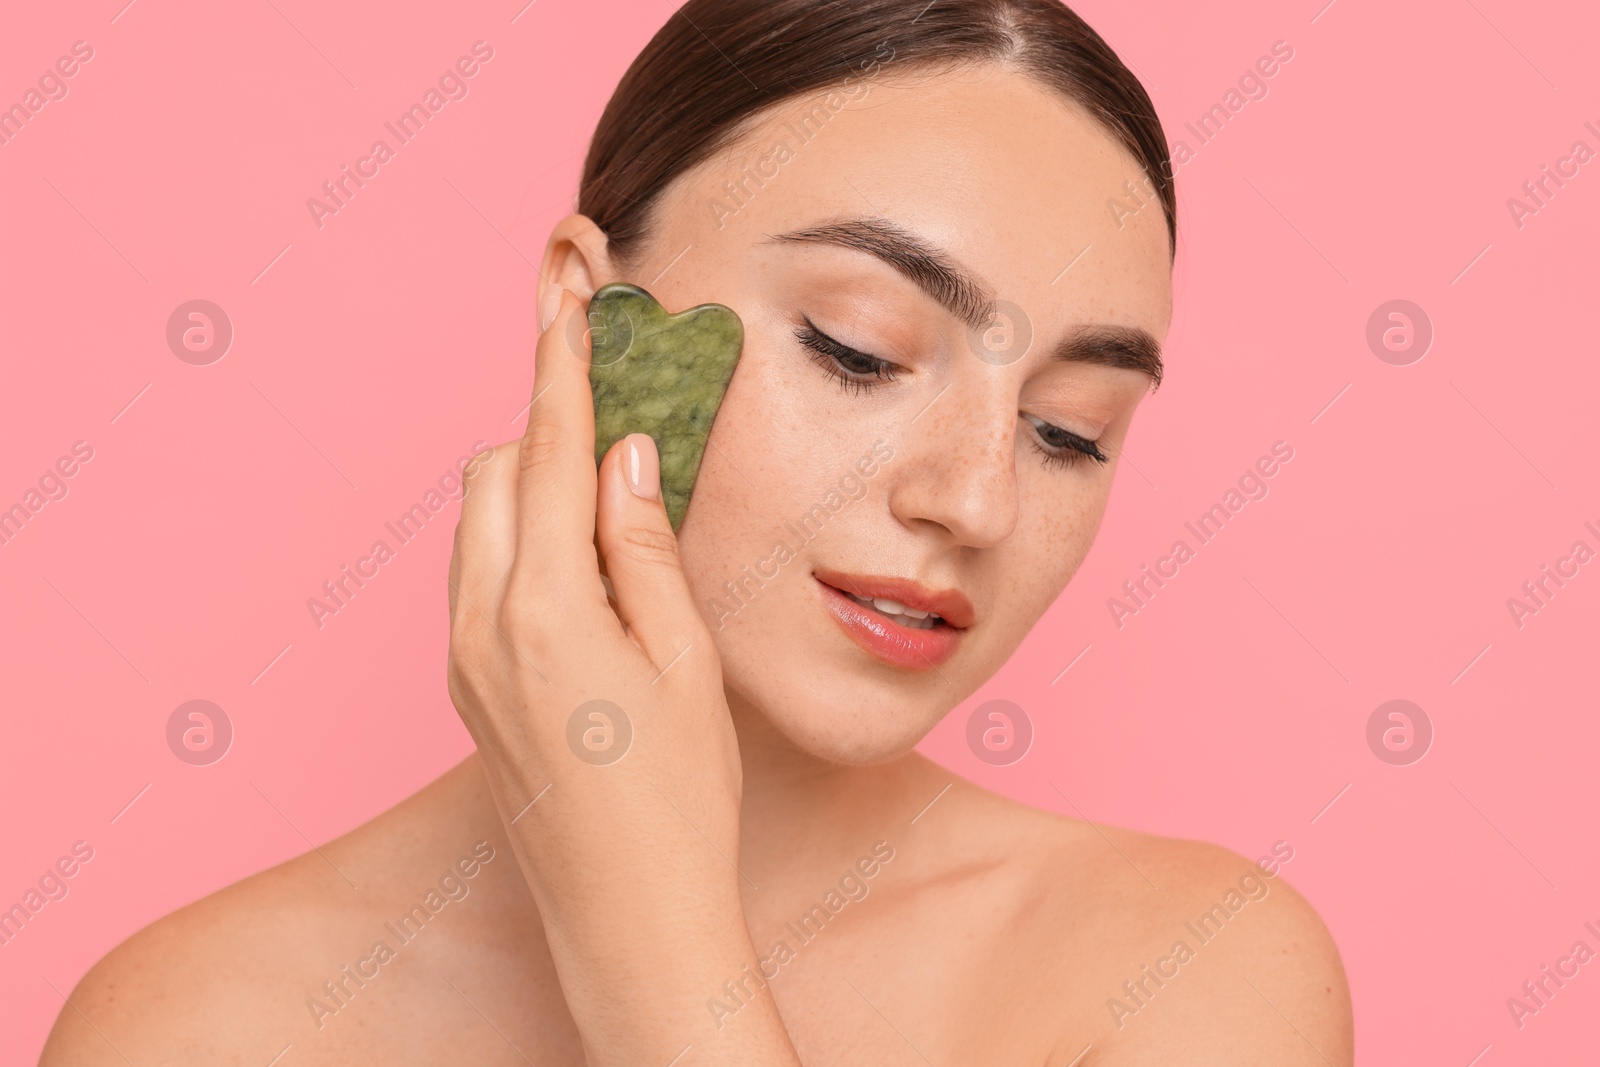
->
935, 776, 1353, 1064
38, 841, 373, 1065
38, 758, 510, 1067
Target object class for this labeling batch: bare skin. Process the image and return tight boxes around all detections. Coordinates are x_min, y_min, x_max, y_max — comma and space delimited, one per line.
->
41, 66, 1352, 1066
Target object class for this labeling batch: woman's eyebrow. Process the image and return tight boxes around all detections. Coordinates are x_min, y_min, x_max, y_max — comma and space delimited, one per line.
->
769, 216, 995, 331
1059, 325, 1164, 390
768, 215, 1164, 388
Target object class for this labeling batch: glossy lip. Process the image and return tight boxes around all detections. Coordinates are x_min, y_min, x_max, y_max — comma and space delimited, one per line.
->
812, 569, 973, 671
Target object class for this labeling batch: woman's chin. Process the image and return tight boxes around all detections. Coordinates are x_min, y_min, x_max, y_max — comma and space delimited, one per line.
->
726, 678, 944, 766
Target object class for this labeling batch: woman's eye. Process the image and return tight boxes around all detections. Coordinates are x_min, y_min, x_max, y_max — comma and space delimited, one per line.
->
1024, 414, 1109, 470
795, 317, 897, 393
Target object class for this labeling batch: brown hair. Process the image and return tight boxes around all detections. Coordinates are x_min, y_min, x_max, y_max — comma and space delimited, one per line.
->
579, 0, 1176, 265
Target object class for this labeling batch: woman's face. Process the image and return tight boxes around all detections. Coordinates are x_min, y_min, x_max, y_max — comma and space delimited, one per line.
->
591, 63, 1173, 764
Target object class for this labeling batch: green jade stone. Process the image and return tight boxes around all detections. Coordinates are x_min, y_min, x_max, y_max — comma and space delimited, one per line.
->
587, 283, 744, 530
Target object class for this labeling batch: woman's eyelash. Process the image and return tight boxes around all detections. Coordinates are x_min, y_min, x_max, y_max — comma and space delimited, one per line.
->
1026, 414, 1109, 470
795, 317, 897, 394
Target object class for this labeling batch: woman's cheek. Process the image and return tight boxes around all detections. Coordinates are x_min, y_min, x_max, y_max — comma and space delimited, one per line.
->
676, 350, 808, 623
1004, 480, 1108, 620
677, 461, 761, 630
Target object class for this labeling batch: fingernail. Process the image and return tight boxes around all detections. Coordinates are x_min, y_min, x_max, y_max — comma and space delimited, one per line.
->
539, 284, 564, 332
623, 433, 659, 501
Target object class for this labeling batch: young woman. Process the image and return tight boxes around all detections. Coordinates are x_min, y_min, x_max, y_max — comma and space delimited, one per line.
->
42, 1, 1353, 1063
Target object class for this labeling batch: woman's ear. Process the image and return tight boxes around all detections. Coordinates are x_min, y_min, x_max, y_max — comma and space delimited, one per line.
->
539, 214, 616, 306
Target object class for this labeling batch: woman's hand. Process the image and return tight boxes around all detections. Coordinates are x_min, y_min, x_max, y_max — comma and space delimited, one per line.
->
445, 284, 801, 1065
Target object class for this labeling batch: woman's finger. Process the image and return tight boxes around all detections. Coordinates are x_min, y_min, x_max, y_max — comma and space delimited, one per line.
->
512, 285, 600, 593
449, 440, 518, 625
595, 433, 712, 675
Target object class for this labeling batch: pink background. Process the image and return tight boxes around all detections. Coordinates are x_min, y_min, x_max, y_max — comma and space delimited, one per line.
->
2, 0, 1596, 1061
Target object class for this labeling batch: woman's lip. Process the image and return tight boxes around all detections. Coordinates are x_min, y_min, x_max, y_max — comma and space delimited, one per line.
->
811, 568, 976, 629
814, 578, 963, 670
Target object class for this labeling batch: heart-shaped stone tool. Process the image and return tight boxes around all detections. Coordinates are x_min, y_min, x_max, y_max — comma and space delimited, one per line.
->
587, 283, 744, 530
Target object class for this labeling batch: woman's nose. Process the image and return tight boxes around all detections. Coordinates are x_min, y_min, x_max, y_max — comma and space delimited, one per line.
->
885, 391, 1020, 549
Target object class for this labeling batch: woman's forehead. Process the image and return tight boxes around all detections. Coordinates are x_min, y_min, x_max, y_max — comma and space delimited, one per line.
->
651, 67, 1173, 340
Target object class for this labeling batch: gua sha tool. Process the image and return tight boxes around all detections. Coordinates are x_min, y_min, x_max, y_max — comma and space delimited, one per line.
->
586, 282, 744, 530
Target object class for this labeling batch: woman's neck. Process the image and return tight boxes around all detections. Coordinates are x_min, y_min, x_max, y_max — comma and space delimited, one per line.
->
726, 688, 938, 885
